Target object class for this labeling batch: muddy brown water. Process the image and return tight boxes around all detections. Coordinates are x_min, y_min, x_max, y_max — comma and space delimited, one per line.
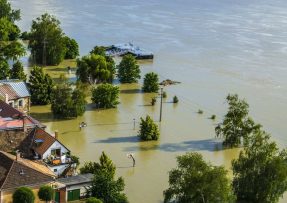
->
11, 0, 287, 202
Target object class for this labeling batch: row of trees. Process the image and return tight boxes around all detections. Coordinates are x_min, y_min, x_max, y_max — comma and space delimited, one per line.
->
164, 94, 287, 203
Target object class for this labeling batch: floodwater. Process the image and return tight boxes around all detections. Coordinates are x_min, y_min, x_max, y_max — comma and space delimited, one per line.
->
10, 0, 287, 202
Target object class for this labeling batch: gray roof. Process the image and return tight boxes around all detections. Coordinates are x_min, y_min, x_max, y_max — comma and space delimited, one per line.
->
57, 174, 93, 186
0, 80, 30, 98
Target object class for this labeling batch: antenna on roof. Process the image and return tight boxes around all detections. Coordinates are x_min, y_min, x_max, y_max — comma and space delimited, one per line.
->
19, 169, 25, 175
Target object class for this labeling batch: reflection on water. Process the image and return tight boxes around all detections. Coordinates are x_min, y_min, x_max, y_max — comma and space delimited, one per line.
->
12, 0, 287, 202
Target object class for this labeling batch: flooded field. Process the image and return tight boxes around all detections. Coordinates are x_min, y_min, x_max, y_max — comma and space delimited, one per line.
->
10, 0, 287, 202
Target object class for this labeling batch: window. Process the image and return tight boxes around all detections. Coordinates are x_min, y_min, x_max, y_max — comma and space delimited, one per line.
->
9, 102, 14, 107
54, 168, 58, 172
51, 148, 61, 157
18, 99, 23, 107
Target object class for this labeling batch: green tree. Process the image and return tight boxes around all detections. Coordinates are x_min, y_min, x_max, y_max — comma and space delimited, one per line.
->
29, 66, 54, 105
90, 46, 106, 56
80, 151, 116, 176
13, 187, 35, 203
232, 130, 287, 203
51, 76, 86, 118
164, 152, 235, 203
86, 197, 103, 203
11, 61, 26, 81
0, 0, 21, 22
0, 58, 10, 80
142, 72, 159, 93
90, 170, 128, 203
91, 84, 119, 109
77, 54, 114, 84
29, 13, 66, 65
215, 94, 261, 147
63, 36, 79, 59
138, 115, 160, 141
117, 54, 141, 83
38, 185, 54, 203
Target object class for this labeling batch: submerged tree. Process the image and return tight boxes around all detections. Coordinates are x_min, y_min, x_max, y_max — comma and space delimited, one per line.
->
29, 66, 54, 105
164, 152, 235, 203
142, 72, 159, 93
11, 61, 26, 81
232, 130, 287, 203
76, 54, 114, 84
117, 54, 141, 83
51, 75, 86, 118
138, 115, 160, 141
29, 13, 66, 65
215, 94, 261, 147
91, 84, 119, 109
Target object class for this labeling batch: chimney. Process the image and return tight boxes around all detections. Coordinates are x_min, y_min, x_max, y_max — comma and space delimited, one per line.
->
16, 151, 21, 161
5, 93, 9, 103
55, 130, 59, 140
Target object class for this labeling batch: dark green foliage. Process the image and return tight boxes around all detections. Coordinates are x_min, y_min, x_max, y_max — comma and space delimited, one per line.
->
173, 96, 178, 103
117, 54, 141, 83
80, 151, 116, 176
81, 152, 127, 203
215, 94, 261, 148
90, 46, 106, 56
198, 109, 203, 114
164, 152, 235, 203
70, 155, 80, 168
86, 197, 103, 203
232, 130, 287, 203
142, 72, 159, 93
13, 187, 35, 203
20, 31, 30, 40
63, 36, 79, 59
51, 77, 86, 118
76, 54, 115, 84
90, 170, 128, 203
29, 13, 66, 65
38, 185, 54, 202
29, 66, 54, 105
0, 58, 10, 80
11, 61, 26, 81
0, 0, 21, 23
163, 91, 167, 98
91, 84, 119, 109
151, 97, 156, 106
138, 115, 160, 141
210, 114, 216, 120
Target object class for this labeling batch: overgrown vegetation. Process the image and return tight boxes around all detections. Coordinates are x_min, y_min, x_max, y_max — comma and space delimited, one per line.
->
138, 115, 160, 141
91, 84, 119, 109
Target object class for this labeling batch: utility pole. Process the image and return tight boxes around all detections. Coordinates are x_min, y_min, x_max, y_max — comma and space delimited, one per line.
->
159, 87, 163, 122
42, 36, 47, 67
133, 118, 136, 130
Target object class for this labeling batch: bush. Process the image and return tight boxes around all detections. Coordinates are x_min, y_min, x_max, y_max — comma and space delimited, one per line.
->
142, 72, 159, 93
91, 84, 119, 109
173, 96, 179, 103
38, 185, 54, 202
138, 115, 160, 141
151, 97, 156, 106
13, 187, 35, 203
86, 197, 103, 203
198, 109, 203, 114
163, 91, 167, 98
210, 115, 216, 120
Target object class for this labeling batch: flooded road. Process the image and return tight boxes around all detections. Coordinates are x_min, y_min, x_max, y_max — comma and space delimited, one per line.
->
10, 0, 287, 202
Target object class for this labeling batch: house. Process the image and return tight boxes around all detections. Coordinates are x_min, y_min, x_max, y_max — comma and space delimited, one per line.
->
0, 151, 55, 203
0, 80, 30, 113
31, 127, 76, 177
55, 174, 93, 202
